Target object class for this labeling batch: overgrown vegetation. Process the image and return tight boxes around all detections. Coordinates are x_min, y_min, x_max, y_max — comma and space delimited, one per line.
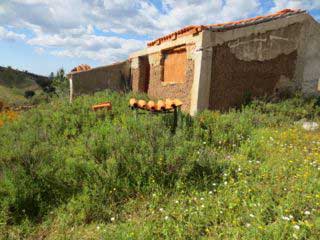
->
0, 91, 319, 239
0, 66, 68, 106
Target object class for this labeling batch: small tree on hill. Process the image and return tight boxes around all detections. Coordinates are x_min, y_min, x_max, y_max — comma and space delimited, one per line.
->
52, 68, 69, 97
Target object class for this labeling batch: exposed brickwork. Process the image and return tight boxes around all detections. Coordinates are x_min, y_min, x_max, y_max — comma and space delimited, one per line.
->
148, 58, 194, 112
209, 43, 298, 110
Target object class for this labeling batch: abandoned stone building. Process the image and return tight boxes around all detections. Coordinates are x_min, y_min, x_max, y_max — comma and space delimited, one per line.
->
68, 9, 320, 115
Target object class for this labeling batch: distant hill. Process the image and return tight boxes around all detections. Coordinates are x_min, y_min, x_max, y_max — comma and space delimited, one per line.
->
0, 66, 51, 104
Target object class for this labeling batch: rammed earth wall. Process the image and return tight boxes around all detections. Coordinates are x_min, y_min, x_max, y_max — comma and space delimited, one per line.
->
70, 61, 131, 98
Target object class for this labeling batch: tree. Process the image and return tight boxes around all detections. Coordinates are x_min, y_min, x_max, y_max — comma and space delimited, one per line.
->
52, 68, 68, 97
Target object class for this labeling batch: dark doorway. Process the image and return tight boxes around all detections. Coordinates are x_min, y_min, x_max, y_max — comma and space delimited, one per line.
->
139, 56, 150, 93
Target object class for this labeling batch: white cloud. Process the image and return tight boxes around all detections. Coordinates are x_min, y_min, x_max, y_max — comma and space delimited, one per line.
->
271, 0, 320, 12
28, 33, 145, 64
0, 0, 265, 65
0, 26, 26, 41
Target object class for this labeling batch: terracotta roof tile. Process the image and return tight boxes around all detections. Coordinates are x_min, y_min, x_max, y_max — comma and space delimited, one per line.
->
147, 9, 305, 47
71, 64, 92, 73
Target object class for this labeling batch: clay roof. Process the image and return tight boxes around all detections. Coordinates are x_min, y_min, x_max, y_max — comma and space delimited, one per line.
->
71, 64, 92, 73
147, 9, 305, 47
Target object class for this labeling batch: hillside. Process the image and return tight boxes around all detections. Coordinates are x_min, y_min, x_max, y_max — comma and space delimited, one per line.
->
0, 66, 51, 104
0, 91, 319, 239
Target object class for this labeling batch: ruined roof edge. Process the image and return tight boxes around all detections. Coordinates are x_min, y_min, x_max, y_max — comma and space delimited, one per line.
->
147, 9, 306, 47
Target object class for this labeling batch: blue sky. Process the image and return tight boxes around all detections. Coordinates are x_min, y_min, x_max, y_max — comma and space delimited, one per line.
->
0, 0, 319, 76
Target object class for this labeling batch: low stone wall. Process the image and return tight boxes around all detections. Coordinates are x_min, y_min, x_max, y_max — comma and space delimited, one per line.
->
70, 61, 131, 98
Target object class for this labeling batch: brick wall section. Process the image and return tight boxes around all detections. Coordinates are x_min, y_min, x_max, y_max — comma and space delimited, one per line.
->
148, 59, 194, 112
132, 44, 196, 112
209, 44, 298, 110
71, 61, 131, 96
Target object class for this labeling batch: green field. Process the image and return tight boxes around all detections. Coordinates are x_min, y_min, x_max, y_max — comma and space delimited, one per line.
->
0, 66, 49, 105
0, 91, 319, 239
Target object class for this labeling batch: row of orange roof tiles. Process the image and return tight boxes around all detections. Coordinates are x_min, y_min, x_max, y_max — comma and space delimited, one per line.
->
130, 98, 182, 112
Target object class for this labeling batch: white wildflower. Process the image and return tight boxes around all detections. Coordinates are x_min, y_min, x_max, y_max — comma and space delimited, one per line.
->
96, 226, 100, 230
165, 216, 169, 220
281, 216, 290, 221
209, 191, 213, 195
110, 217, 115, 222
245, 223, 251, 227
249, 214, 255, 218
304, 210, 311, 215
159, 208, 164, 212
293, 225, 300, 230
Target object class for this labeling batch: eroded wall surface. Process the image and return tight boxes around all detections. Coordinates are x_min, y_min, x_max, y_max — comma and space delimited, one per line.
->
209, 23, 302, 110
301, 18, 320, 96
71, 61, 131, 96
131, 44, 196, 112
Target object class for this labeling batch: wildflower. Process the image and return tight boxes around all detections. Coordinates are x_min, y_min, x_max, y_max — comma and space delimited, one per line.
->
165, 216, 169, 220
97, 226, 100, 230
212, 183, 217, 186
249, 214, 255, 218
293, 225, 300, 230
224, 181, 228, 185
175, 200, 179, 204
201, 204, 205, 208
152, 193, 156, 197
289, 215, 294, 220
200, 197, 204, 201
110, 217, 115, 222
209, 191, 213, 195
304, 210, 311, 215
281, 216, 290, 221
245, 223, 251, 227
159, 208, 164, 212
203, 141, 207, 145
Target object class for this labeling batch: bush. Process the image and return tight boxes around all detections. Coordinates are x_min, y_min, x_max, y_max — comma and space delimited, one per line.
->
24, 90, 35, 99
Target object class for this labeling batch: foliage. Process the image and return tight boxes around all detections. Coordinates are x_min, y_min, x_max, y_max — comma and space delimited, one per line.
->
0, 92, 319, 239
51, 68, 69, 97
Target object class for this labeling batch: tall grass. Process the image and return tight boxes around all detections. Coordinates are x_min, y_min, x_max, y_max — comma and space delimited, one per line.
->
0, 91, 319, 239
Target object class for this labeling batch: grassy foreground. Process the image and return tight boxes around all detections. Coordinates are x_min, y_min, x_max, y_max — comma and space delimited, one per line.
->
0, 91, 320, 239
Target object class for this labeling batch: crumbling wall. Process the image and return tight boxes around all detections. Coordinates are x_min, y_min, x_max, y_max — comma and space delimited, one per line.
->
71, 61, 131, 96
209, 23, 301, 110
300, 17, 320, 96
131, 44, 196, 112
